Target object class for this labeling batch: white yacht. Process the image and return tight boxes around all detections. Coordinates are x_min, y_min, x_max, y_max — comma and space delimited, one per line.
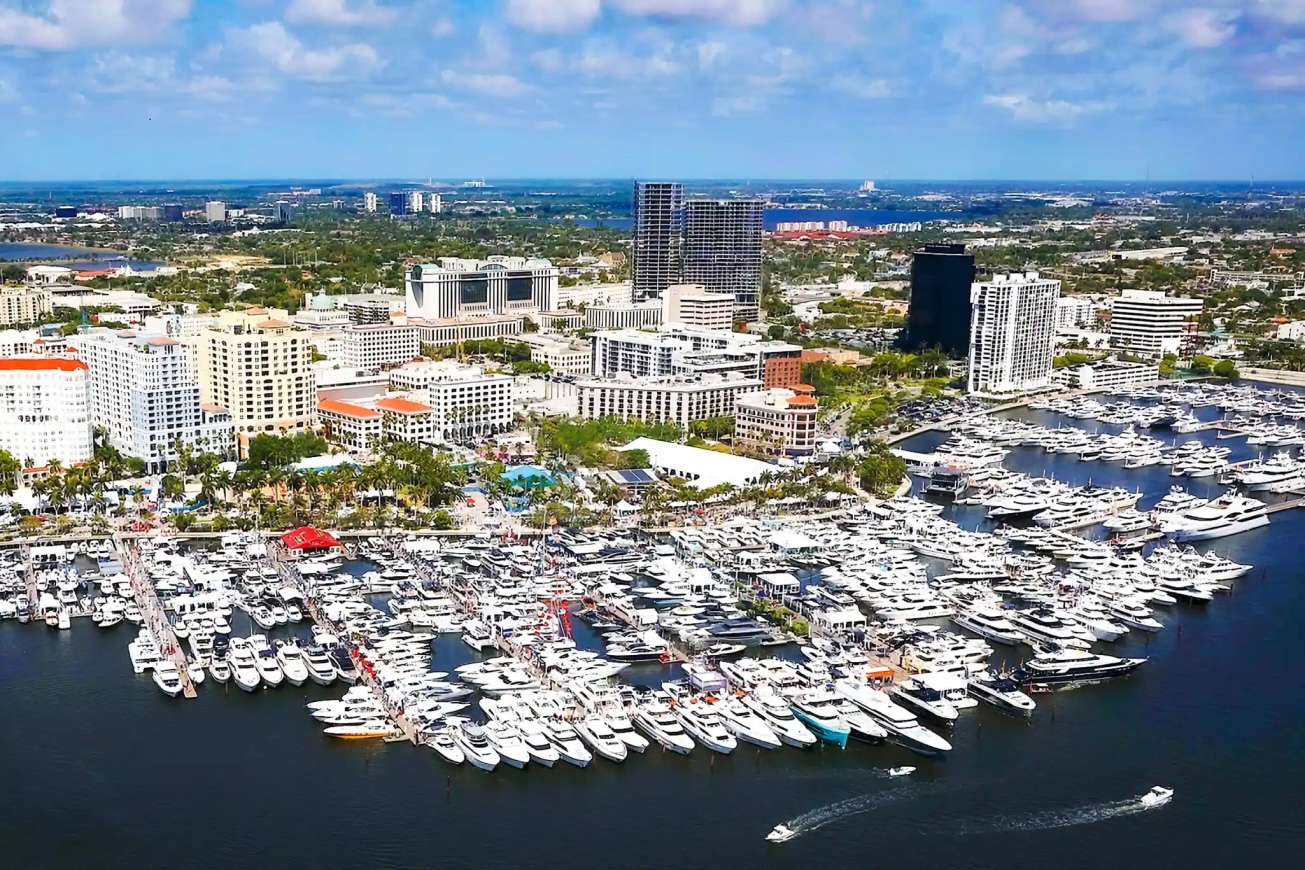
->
482, 721, 532, 769
276, 642, 310, 686
574, 716, 629, 763
425, 727, 466, 765
302, 644, 337, 685
833, 680, 952, 755
966, 672, 1036, 717
1164, 493, 1270, 542
152, 661, 184, 697
229, 638, 262, 692
1008, 609, 1087, 648
452, 722, 501, 772
715, 697, 782, 749
740, 692, 817, 749
208, 658, 231, 683
1235, 451, 1305, 492
543, 719, 594, 767
891, 677, 960, 727
251, 638, 284, 688
951, 608, 1022, 646
1015, 649, 1146, 686
634, 702, 695, 754
672, 700, 738, 754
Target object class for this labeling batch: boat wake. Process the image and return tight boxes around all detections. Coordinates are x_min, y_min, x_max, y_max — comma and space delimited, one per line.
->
939, 797, 1155, 836
776, 785, 926, 839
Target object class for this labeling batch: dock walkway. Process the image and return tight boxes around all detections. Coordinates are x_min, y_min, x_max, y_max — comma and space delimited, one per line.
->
117, 537, 197, 699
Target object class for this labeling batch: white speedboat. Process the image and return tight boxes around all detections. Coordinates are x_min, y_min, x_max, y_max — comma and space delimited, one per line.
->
766, 824, 797, 843
1141, 786, 1174, 808
153, 661, 184, 697
323, 720, 397, 740
543, 720, 594, 768
229, 639, 262, 692
888, 766, 915, 777
254, 647, 284, 688
208, 659, 231, 683
303, 644, 337, 685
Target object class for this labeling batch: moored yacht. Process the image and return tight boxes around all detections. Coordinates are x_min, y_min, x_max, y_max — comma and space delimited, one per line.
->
833, 680, 952, 755
967, 672, 1036, 717
1014, 649, 1146, 686
789, 691, 851, 748
891, 676, 960, 727
634, 702, 695, 754
1164, 493, 1269, 542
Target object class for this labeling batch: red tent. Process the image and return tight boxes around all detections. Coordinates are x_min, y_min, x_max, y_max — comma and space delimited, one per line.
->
280, 527, 341, 551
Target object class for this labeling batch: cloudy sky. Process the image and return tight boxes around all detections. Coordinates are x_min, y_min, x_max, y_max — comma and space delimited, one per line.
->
2, 0, 1304, 180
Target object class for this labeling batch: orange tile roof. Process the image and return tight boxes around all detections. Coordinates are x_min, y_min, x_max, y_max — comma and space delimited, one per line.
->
318, 399, 381, 419
260, 319, 290, 329
788, 396, 818, 406
0, 358, 88, 372
147, 337, 179, 346
374, 396, 433, 414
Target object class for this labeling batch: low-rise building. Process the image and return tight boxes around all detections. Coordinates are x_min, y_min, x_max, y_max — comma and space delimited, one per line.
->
1108, 289, 1203, 357
514, 334, 592, 375
387, 360, 515, 442
414, 315, 523, 348
0, 357, 93, 467
556, 281, 632, 309
734, 386, 819, 455
576, 371, 763, 428
0, 287, 52, 326
375, 396, 437, 445
406, 256, 558, 319
585, 301, 663, 331
1053, 360, 1159, 392
662, 283, 735, 332
536, 311, 585, 332
1276, 320, 1305, 341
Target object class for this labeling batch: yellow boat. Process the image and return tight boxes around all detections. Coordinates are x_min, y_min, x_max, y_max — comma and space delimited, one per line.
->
324, 721, 397, 740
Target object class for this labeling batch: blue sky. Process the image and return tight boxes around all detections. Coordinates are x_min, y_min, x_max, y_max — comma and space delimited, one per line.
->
1, 0, 1304, 180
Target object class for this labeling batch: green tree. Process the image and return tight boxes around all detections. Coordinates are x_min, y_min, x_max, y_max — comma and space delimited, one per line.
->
1212, 359, 1239, 379
856, 441, 907, 497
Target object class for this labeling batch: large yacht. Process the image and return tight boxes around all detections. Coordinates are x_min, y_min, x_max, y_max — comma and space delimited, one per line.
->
1163, 493, 1270, 542
951, 608, 1022, 646
1014, 649, 1147, 686
833, 680, 953, 755
966, 672, 1036, 717
1234, 452, 1305, 492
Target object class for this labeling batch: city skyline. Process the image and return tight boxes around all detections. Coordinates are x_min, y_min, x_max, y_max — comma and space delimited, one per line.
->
1, 1, 1304, 180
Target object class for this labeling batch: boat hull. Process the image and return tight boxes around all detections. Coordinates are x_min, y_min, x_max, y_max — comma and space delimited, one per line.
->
791, 709, 849, 749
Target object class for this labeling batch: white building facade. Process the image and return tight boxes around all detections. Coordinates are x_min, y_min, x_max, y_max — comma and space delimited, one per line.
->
576, 372, 762, 428
341, 323, 421, 370
78, 331, 235, 471
1056, 295, 1097, 331
0, 288, 53, 326
1108, 289, 1204, 357
734, 387, 819, 456
662, 283, 735, 332
585, 302, 663, 331
197, 309, 316, 440
0, 358, 93, 467
406, 257, 558, 320
967, 272, 1060, 395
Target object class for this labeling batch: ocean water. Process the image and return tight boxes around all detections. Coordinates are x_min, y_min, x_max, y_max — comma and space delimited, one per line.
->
1, 403, 1303, 868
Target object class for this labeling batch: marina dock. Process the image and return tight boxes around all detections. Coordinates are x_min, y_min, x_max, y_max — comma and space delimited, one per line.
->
118, 538, 197, 699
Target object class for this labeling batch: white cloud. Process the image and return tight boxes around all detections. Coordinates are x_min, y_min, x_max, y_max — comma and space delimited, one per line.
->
577, 44, 679, 78
431, 17, 455, 37
0, 79, 17, 102
1255, 0, 1305, 25
831, 74, 891, 99
440, 69, 533, 97
505, 0, 602, 33
696, 41, 726, 70
231, 22, 383, 82
983, 93, 1115, 125
612, 0, 787, 26
1165, 8, 1238, 48
0, 0, 192, 51
711, 93, 766, 115
285, 0, 397, 27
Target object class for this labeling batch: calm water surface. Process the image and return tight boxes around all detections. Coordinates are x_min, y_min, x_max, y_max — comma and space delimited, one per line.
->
1, 404, 1302, 868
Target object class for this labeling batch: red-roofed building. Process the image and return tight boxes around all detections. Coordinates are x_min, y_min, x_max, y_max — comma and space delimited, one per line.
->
374, 396, 435, 444
281, 527, 342, 555
0, 356, 93, 467
734, 388, 819, 456
318, 399, 383, 451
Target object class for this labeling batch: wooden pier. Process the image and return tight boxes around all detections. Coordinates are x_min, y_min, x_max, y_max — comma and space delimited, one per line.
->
116, 537, 197, 699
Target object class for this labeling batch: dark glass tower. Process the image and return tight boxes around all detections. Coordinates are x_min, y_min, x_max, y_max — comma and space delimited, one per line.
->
906, 243, 977, 357
631, 182, 684, 303
683, 199, 765, 324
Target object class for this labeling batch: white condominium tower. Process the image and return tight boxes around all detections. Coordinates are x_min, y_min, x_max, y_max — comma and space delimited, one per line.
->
967, 272, 1060, 395
0, 357, 93, 467
78, 330, 235, 472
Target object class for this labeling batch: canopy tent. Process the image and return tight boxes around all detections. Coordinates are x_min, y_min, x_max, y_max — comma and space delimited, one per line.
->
280, 527, 341, 551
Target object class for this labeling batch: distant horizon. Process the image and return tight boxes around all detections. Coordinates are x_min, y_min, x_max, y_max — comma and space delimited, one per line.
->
1, 177, 1301, 188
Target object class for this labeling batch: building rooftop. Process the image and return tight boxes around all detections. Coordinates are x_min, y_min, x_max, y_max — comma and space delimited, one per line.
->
0, 357, 88, 372
620, 437, 774, 489
318, 398, 381, 419
374, 396, 434, 414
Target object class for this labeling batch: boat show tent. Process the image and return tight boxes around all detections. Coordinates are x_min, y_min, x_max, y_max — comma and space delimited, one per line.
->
280, 527, 341, 552
618, 438, 773, 489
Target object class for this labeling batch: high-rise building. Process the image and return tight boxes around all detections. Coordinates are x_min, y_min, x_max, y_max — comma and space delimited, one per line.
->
161, 204, 184, 222
906, 243, 977, 357
407, 191, 426, 213
1108, 289, 1204, 357
274, 201, 292, 225
205, 201, 227, 223
388, 192, 408, 216
364, 192, 378, 213
631, 182, 685, 303
682, 198, 765, 324
428, 193, 443, 214
0, 288, 52, 326
405, 257, 558, 319
0, 357, 93, 467
77, 331, 235, 472
967, 272, 1060, 395
196, 309, 317, 443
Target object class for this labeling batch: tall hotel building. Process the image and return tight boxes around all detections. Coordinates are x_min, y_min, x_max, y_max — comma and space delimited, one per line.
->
405, 257, 557, 320
967, 272, 1060, 395
0, 358, 93, 467
631, 182, 685, 304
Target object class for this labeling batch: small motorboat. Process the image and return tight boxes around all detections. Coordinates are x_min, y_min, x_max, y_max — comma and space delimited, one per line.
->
888, 766, 916, 777
1140, 785, 1174, 808
766, 824, 797, 843
324, 720, 398, 740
